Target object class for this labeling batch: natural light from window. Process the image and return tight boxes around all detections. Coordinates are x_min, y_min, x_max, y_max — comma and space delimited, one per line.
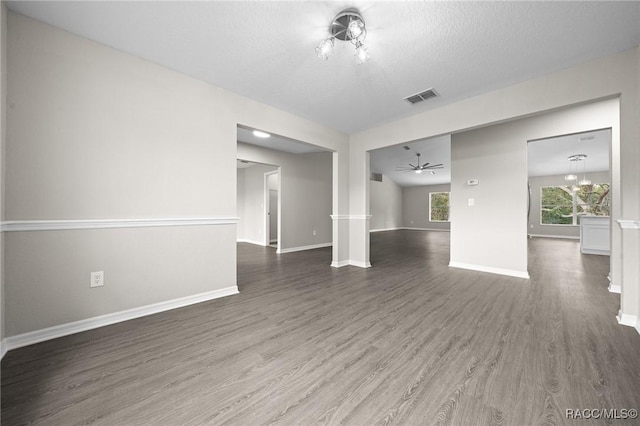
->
540, 183, 610, 225
429, 192, 450, 222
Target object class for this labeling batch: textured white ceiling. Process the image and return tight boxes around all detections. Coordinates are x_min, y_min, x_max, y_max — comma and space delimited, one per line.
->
6, 1, 640, 134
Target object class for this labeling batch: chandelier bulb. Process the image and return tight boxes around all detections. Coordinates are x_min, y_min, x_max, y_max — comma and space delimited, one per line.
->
347, 19, 365, 41
315, 37, 335, 61
354, 41, 370, 64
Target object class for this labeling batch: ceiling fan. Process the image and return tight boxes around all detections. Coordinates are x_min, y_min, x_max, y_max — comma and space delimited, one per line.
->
396, 147, 444, 174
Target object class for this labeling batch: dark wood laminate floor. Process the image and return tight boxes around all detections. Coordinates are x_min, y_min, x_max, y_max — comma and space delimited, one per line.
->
2, 231, 640, 425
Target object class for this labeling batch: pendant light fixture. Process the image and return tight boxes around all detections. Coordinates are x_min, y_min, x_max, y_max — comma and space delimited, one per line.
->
565, 154, 587, 183
316, 8, 370, 64
565, 154, 579, 181
578, 155, 591, 186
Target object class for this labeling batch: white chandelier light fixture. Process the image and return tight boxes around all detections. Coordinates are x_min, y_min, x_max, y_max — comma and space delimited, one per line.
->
565, 154, 591, 189
316, 8, 370, 64
564, 154, 580, 181
578, 155, 592, 186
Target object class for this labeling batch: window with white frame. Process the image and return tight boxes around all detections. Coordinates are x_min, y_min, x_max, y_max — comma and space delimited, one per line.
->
429, 192, 450, 222
540, 183, 610, 225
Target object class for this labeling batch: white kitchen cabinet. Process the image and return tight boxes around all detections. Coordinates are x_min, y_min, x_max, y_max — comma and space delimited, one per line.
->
580, 216, 610, 255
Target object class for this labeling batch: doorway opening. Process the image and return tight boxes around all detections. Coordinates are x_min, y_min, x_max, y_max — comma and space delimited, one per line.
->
265, 170, 279, 249
527, 128, 611, 240
368, 135, 451, 265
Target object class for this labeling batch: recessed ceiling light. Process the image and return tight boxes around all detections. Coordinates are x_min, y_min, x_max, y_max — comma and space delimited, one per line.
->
253, 130, 271, 138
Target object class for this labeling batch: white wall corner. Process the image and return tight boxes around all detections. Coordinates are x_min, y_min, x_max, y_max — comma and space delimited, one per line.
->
3, 286, 239, 353
448, 261, 530, 280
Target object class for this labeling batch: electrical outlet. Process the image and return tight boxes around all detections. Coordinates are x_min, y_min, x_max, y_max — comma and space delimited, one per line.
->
91, 271, 104, 288
313, 229, 317, 236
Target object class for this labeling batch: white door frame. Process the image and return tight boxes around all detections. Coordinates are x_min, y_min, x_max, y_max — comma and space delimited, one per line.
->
264, 169, 281, 252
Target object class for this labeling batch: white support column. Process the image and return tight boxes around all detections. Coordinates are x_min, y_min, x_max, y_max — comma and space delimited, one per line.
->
331, 215, 350, 268
331, 151, 350, 268
616, 220, 640, 334
348, 146, 371, 268
348, 215, 372, 268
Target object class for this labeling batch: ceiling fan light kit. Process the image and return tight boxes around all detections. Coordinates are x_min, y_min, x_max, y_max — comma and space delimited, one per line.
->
316, 8, 370, 64
396, 148, 444, 175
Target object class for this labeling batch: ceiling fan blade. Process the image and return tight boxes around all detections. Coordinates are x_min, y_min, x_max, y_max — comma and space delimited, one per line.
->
408, 164, 416, 168
422, 164, 444, 169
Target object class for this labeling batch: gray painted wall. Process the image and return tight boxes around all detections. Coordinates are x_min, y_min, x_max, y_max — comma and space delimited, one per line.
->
237, 143, 332, 251
528, 172, 610, 239
450, 99, 618, 277
4, 13, 348, 338
403, 184, 451, 230
451, 126, 528, 275
370, 175, 402, 231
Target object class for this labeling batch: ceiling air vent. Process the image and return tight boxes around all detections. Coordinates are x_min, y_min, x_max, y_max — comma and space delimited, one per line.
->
404, 88, 438, 104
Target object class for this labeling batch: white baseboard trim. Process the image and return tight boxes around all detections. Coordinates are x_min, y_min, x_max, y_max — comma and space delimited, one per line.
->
278, 242, 332, 254
237, 238, 266, 246
3, 286, 239, 353
330, 259, 371, 268
617, 311, 640, 335
0, 339, 7, 360
580, 248, 610, 256
2, 217, 239, 232
528, 234, 579, 240
608, 283, 621, 294
401, 227, 450, 232
370, 227, 402, 233
449, 261, 530, 279
330, 215, 371, 220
